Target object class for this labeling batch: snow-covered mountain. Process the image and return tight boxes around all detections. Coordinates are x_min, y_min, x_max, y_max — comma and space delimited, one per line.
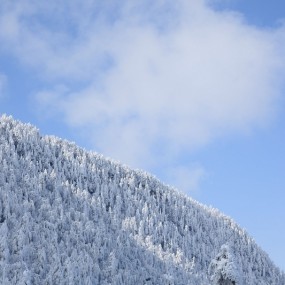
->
0, 115, 284, 285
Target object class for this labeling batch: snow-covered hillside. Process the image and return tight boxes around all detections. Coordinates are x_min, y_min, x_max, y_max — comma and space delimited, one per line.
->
0, 115, 284, 284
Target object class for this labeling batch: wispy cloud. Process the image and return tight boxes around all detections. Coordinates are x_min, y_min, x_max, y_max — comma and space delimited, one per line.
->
165, 165, 207, 194
0, 72, 7, 97
1, 0, 285, 192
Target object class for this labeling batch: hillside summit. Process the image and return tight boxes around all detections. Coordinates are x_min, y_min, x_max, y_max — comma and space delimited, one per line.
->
0, 115, 284, 284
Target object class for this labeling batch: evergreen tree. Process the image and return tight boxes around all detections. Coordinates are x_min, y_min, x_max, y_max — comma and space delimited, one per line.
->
208, 244, 241, 285
0, 115, 284, 284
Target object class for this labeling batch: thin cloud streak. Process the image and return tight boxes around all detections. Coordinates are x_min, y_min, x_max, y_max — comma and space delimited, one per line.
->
0, 73, 7, 98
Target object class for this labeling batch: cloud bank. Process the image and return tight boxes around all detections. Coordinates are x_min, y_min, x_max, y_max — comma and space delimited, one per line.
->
1, 0, 285, 190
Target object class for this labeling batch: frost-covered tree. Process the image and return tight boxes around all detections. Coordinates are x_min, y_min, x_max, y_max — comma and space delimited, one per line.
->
0, 115, 284, 284
208, 244, 241, 285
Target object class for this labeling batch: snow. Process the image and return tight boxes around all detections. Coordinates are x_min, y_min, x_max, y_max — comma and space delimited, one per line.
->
0, 115, 284, 284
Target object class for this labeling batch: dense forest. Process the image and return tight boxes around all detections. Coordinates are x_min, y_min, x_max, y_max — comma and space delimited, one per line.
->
0, 115, 284, 284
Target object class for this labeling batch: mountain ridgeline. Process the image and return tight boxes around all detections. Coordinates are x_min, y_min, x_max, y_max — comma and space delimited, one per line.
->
0, 115, 284, 284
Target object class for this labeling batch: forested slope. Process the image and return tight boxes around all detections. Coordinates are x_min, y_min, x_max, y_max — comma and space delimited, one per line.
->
0, 115, 284, 284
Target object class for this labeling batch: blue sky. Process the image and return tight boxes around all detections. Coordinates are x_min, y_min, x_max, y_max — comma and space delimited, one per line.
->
0, 0, 284, 271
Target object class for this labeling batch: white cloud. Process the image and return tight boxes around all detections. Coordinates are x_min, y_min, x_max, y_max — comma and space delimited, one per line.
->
2, 0, 285, 191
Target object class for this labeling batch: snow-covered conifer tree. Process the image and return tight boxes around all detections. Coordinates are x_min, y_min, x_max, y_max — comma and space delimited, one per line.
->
208, 244, 241, 285
0, 115, 284, 284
